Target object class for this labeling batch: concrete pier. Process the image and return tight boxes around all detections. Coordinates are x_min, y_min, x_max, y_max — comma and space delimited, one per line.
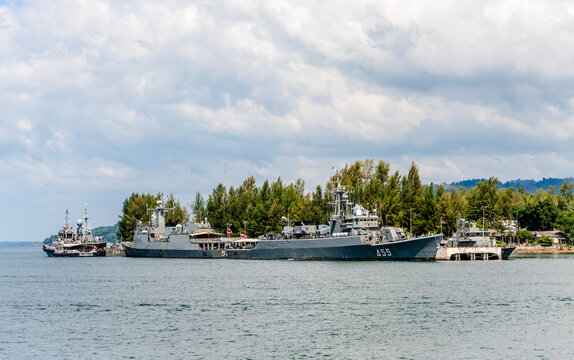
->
436, 247, 504, 261
105, 247, 125, 256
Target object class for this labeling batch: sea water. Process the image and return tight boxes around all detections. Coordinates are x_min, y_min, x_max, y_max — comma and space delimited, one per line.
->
1, 246, 573, 359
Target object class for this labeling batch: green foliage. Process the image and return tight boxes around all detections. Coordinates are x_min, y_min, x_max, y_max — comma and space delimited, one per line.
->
515, 229, 534, 243
309, 185, 328, 225
557, 180, 574, 211
437, 187, 466, 237
117, 193, 159, 242
197, 160, 441, 237
518, 198, 558, 231
117, 193, 188, 242
452, 177, 574, 194
205, 184, 227, 231
555, 211, 574, 241
465, 177, 500, 223
496, 187, 522, 221
413, 183, 438, 235
191, 192, 205, 221
538, 235, 553, 247
165, 194, 189, 225
116, 160, 574, 242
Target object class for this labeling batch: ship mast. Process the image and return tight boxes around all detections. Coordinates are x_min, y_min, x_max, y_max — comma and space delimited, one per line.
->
147, 198, 175, 236
328, 183, 352, 217
84, 204, 89, 238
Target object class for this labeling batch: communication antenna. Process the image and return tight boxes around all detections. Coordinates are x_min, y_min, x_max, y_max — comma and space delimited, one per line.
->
83, 203, 90, 237
65, 209, 70, 229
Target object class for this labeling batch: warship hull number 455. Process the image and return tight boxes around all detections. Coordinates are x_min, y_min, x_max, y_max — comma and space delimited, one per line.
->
227, 185, 441, 260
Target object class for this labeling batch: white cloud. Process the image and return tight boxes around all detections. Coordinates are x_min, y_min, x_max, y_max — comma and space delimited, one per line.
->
1, 0, 574, 242
418, 152, 574, 184
45, 129, 71, 153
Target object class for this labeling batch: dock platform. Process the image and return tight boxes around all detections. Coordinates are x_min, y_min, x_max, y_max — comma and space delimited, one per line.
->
436, 246, 514, 261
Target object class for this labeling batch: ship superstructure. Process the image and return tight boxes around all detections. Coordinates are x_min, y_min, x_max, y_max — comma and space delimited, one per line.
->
228, 184, 441, 260
43, 206, 108, 257
123, 199, 231, 258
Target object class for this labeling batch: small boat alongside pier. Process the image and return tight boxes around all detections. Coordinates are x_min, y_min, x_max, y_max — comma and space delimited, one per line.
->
436, 221, 515, 261
436, 246, 514, 260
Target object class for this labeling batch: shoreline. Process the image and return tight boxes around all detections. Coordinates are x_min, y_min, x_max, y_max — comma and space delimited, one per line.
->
512, 246, 574, 254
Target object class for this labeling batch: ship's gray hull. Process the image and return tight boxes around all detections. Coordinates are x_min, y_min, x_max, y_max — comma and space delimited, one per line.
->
501, 247, 515, 260
227, 234, 441, 260
123, 234, 228, 258
124, 229, 441, 260
43, 244, 107, 257
124, 243, 226, 258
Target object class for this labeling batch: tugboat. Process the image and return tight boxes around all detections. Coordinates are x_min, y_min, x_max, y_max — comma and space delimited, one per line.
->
227, 185, 441, 260
43, 207, 108, 257
123, 199, 231, 258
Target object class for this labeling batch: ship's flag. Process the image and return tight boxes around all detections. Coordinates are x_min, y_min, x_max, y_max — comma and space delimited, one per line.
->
440, 219, 446, 225
227, 227, 233, 236
241, 233, 247, 239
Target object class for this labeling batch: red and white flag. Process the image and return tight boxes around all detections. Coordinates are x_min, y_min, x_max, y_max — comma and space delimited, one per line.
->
440, 219, 446, 225
227, 227, 233, 236
241, 233, 247, 239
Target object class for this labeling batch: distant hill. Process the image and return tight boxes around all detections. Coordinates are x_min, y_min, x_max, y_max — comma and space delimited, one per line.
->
43, 223, 120, 244
0, 241, 42, 247
94, 224, 120, 242
449, 177, 574, 193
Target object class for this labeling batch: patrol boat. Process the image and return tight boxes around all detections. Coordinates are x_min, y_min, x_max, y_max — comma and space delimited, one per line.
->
123, 199, 231, 258
227, 186, 441, 260
43, 207, 108, 257
436, 219, 515, 260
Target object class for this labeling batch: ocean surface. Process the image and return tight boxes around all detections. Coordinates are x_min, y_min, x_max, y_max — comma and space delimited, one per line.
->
1, 246, 573, 359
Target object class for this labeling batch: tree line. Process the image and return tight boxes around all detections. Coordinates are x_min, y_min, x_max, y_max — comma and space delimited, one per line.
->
117, 159, 574, 244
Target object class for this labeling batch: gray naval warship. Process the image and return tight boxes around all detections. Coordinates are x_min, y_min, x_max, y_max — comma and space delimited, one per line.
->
123, 199, 231, 258
43, 207, 110, 257
227, 186, 442, 260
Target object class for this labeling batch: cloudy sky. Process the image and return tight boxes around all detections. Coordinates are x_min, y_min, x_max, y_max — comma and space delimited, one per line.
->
2, 0, 574, 241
